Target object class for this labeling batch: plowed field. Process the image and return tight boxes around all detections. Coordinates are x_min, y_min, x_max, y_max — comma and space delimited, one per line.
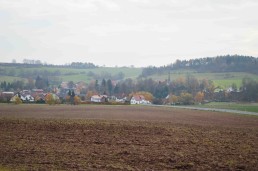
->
0, 104, 258, 170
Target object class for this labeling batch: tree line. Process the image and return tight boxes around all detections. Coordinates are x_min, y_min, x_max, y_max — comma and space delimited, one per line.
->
85, 76, 258, 104
0, 60, 98, 69
141, 55, 258, 77
85, 76, 207, 104
0, 76, 49, 91
87, 71, 125, 81
1, 75, 258, 104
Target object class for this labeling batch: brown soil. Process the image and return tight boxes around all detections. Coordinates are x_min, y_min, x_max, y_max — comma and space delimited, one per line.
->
0, 104, 258, 170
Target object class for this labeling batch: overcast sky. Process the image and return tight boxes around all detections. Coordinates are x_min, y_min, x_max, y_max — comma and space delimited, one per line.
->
0, 0, 258, 67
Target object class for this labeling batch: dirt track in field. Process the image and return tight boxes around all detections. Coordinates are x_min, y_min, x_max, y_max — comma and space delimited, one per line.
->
0, 104, 258, 170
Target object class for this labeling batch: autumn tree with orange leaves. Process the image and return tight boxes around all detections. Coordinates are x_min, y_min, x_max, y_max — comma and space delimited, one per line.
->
194, 91, 204, 103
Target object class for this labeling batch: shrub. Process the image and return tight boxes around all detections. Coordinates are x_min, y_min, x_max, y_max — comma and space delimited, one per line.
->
14, 96, 22, 105
45, 93, 55, 105
179, 92, 194, 105
194, 91, 204, 103
74, 96, 81, 105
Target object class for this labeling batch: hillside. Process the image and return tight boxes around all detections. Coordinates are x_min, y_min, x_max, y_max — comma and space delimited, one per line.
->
0, 63, 142, 84
146, 71, 258, 89
142, 55, 258, 77
1, 56, 258, 103
1, 55, 258, 89
140, 55, 258, 88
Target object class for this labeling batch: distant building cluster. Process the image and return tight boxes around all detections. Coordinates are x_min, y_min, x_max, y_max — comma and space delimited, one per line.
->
0, 81, 152, 105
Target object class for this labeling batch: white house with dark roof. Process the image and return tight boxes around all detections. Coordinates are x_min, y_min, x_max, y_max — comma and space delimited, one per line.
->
10, 93, 34, 102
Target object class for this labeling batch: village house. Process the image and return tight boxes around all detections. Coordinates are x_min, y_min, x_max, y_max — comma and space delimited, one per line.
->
0, 91, 14, 102
34, 93, 47, 103
214, 88, 224, 93
115, 97, 128, 103
31, 89, 44, 95
58, 81, 86, 99
31, 89, 44, 99
91, 95, 108, 103
130, 95, 150, 105
10, 91, 34, 102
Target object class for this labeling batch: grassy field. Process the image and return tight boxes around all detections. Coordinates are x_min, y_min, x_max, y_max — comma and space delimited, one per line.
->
60, 67, 142, 82
149, 71, 258, 88
1, 64, 258, 88
0, 104, 257, 170
193, 102, 258, 113
0, 76, 27, 83
0, 65, 140, 84
0, 65, 142, 83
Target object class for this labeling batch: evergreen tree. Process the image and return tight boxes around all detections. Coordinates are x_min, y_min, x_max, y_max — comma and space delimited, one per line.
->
71, 90, 75, 105
154, 82, 169, 98
35, 76, 48, 89
101, 79, 106, 94
95, 80, 99, 93
107, 79, 113, 95
67, 89, 76, 105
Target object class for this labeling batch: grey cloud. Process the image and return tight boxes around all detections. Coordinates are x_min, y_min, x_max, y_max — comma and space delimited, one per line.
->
0, 0, 257, 66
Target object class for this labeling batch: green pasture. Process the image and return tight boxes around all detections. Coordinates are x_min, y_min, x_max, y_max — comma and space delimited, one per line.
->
0, 65, 142, 83
1, 64, 258, 88
0, 76, 27, 83
194, 102, 258, 113
213, 80, 242, 89
91, 67, 142, 78
149, 71, 258, 89
59, 67, 142, 82
60, 74, 91, 83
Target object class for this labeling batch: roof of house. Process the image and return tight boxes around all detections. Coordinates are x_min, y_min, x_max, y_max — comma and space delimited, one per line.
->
91, 95, 107, 99
2, 92, 14, 95
32, 89, 44, 92
131, 95, 145, 101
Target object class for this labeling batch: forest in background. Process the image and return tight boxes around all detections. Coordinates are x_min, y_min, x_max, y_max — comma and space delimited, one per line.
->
141, 55, 258, 77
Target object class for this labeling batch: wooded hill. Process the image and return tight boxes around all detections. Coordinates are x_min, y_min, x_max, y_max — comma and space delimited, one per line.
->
0, 62, 141, 85
141, 55, 258, 77
1, 55, 258, 103
0, 55, 258, 88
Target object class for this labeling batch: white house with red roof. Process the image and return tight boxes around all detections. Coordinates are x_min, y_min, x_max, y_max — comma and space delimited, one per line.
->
91, 95, 108, 102
130, 95, 150, 105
